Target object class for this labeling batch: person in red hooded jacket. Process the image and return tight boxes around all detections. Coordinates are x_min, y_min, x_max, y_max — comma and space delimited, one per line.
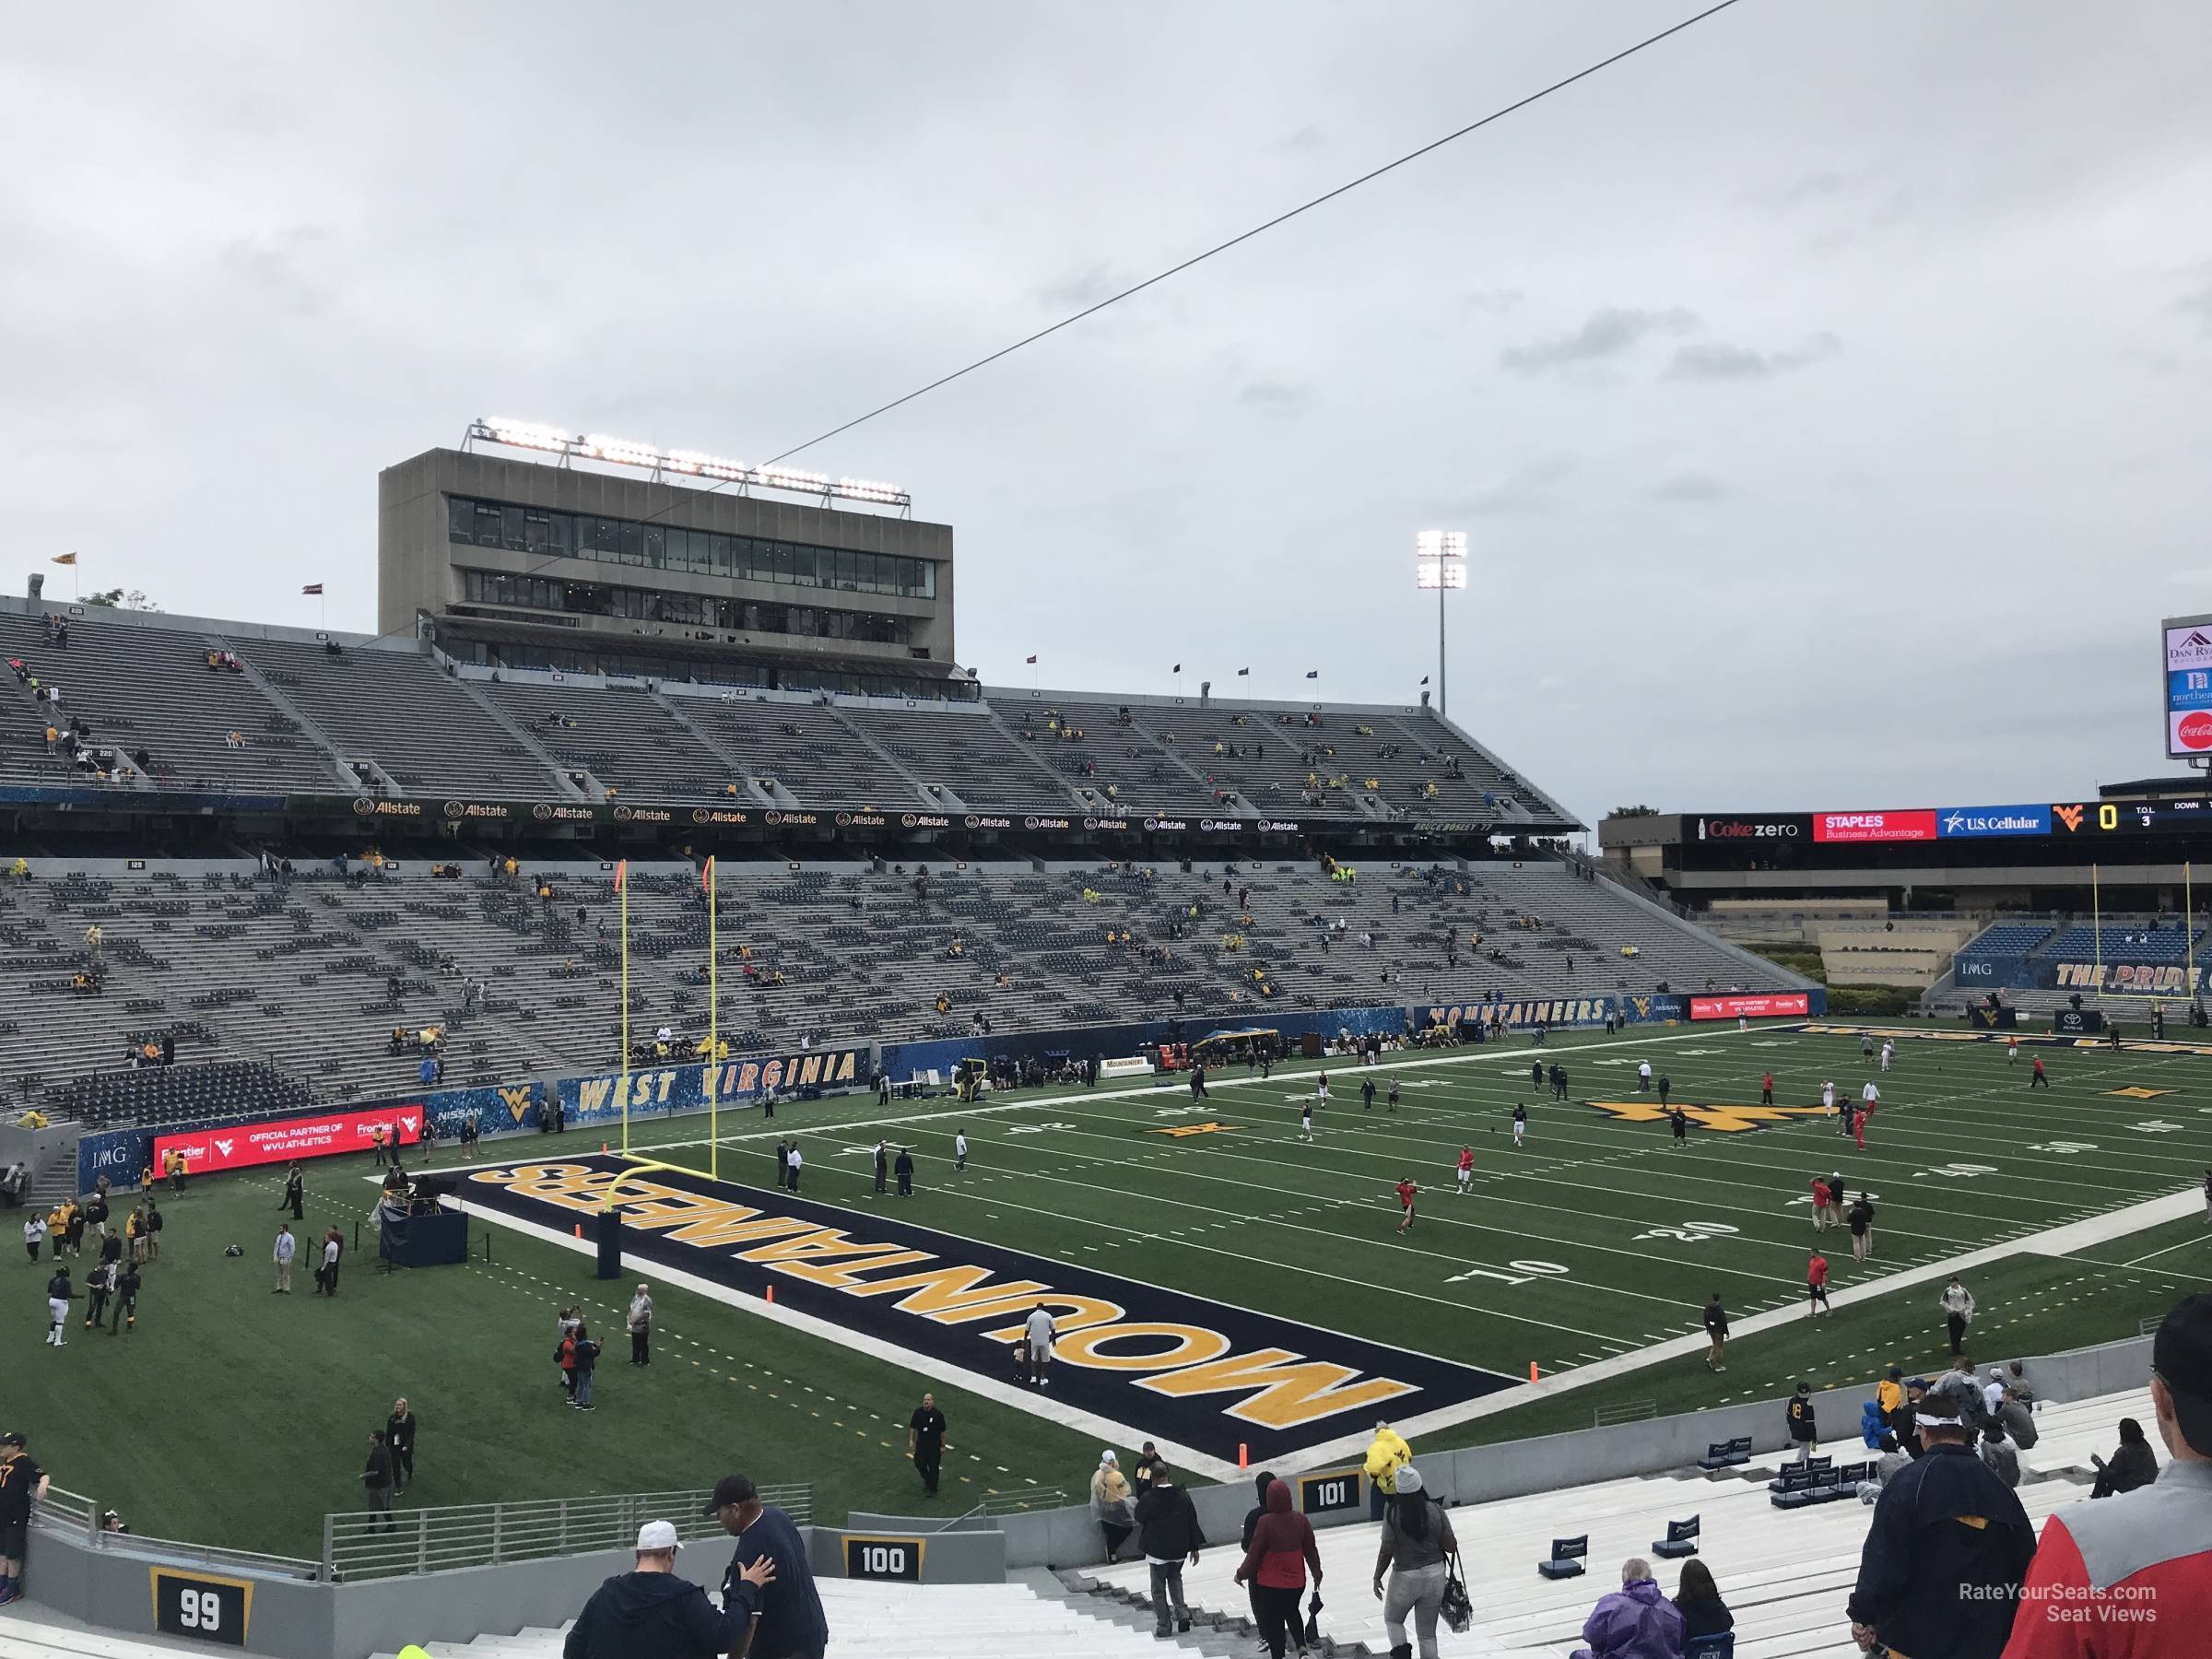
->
1235, 1477, 1323, 1659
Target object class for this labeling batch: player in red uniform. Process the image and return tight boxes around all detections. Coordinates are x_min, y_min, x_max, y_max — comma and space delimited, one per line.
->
1394, 1176, 1418, 1234
1807, 1249, 1831, 1318
1455, 1147, 1473, 1195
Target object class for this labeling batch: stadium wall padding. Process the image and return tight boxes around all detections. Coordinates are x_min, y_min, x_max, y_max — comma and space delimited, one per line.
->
73, 992, 1819, 1192
20, 1523, 1005, 1659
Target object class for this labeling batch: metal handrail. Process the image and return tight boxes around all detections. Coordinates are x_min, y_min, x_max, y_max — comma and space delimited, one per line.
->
32, 1484, 320, 1579
323, 1482, 812, 1581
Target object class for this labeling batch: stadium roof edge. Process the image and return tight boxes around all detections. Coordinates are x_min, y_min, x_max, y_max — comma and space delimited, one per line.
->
0, 591, 419, 655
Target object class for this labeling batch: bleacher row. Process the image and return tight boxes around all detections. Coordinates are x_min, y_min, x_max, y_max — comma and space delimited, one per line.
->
0, 602, 1568, 824
0, 858, 1794, 1120
0, 1388, 2148, 1659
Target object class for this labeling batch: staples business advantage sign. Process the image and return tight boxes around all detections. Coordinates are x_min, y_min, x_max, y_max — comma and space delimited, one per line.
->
460, 1158, 1514, 1464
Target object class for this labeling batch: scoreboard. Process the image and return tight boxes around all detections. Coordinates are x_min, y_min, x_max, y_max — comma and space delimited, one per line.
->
2051, 798, 2212, 836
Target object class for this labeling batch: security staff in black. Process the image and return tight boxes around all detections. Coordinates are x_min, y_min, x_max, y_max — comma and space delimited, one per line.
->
282, 1166, 304, 1219
893, 1147, 914, 1198
1846, 1407, 2033, 1659
1362, 1077, 1375, 1112
908, 1393, 946, 1495
873, 1141, 888, 1196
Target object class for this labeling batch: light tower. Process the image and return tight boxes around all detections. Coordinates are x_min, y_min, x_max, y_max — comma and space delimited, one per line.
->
1415, 529, 1466, 715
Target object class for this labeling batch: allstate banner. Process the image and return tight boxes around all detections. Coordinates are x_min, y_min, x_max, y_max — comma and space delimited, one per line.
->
559, 1044, 872, 1124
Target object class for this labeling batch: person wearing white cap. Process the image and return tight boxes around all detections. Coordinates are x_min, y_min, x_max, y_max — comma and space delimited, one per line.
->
1373, 1465, 1459, 1659
563, 1519, 771, 1659
1091, 1451, 1135, 1563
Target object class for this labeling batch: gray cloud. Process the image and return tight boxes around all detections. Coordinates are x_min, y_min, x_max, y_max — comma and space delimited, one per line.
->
1498, 306, 1697, 373
1033, 263, 1131, 311
1441, 454, 1577, 518
218, 227, 334, 318
1665, 332, 1840, 381
1234, 379, 1309, 409
2181, 267, 2212, 335
1463, 288, 1523, 315
1647, 471, 1731, 502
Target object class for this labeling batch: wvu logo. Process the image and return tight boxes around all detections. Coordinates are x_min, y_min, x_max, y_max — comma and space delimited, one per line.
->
499, 1084, 535, 1124
2053, 804, 2085, 832
1588, 1100, 1831, 1134
1146, 1121, 1246, 1138
1630, 996, 1653, 1018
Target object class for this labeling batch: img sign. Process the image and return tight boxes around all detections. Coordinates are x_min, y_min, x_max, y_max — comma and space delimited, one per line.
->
460, 1159, 1514, 1464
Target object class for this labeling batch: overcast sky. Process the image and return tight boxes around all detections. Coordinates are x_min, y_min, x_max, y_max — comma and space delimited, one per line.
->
5, 2, 2209, 830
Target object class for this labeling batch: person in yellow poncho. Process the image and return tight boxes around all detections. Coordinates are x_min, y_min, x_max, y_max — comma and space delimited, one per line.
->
1364, 1420, 1412, 1519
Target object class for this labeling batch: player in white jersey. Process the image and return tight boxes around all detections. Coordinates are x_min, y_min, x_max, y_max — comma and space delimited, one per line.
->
1821, 1079, 1836, 1115
1880, 1040, 1894, 1071
1862, 1079, 1880, 1114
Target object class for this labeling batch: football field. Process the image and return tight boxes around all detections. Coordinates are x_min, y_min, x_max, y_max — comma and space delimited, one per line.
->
15, 1018, 2209, 1559
620, 1018, 2212, 1392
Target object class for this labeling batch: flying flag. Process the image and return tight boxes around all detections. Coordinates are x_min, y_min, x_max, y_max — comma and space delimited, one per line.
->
300, 582, 324, 596
1172, 664, 1182, 674
1305, 670, 1320, 679
50, 552, 76, 567
701, 854, 716, 893
1025, 654, 1037, 665
1237, 667, 1250, 677
613, 860, 627, 894
1419, 676, 1430, 686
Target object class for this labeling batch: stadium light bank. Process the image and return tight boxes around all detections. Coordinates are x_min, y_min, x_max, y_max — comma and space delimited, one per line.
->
1415, 528, 1466, 716
463, 417, 912, 515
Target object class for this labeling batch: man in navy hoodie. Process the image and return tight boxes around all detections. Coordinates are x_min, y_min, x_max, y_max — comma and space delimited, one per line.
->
565, 1520, 771, 1659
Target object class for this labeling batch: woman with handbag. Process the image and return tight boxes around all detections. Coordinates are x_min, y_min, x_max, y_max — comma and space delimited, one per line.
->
1371, 1466, 1460, 1659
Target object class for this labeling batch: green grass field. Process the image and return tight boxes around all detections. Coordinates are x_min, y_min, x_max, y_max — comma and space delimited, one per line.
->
13, 1018, 2209, 1559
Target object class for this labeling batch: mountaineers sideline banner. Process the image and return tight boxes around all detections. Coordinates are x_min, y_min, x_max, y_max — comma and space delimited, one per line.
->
154, 1104, 421, 1176
459, 1157, 1516, 1464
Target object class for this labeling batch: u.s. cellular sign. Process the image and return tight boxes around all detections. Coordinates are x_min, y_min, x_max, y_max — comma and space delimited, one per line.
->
458, 1158, 1514, 1466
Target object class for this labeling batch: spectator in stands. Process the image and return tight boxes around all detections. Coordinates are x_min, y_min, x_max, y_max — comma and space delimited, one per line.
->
1365, 1420, 1413, 1520
1092, 1452, 1135, 1564
2089, 1416, 2159, 1499
1135, 1462, 1205, 1639
1373, 1465, 1456, 1659
1995, 1384, 2038, 1452
1980, 1419, 2021, 1489
1846, 1391, 2033, 1658
2004, 1294, 2212, 1658
0, 1430, 51, 1606
1672, 1559, 1732, 1645
706, 1472, 827, 1659
564, 1519, 757, 1659
1788, 1382, 1818, 1461
1236, 1475, 1322, 1659
1571, 1557, 1683, 1659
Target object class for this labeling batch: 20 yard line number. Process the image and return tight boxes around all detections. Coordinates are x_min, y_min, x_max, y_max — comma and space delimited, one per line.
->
1447, 1258, 1571, 1288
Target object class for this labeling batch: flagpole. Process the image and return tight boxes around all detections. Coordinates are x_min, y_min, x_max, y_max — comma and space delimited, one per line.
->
619, 863, 631, 1159
2188, 860, 2195, 1006
708, 855, 719, 1182
2093, 863, 2101, 1002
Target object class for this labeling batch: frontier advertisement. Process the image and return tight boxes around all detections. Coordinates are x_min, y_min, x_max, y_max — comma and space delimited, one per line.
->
1688, 992, 1812, 1021
154, 1104, 422, 1176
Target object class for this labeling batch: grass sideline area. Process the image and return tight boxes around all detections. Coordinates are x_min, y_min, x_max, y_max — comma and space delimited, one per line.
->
11, 1018, 2207, 1559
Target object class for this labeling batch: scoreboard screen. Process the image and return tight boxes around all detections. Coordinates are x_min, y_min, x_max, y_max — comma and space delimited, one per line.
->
2165, 616, 2212, 759
2052, 798, 2212, 836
